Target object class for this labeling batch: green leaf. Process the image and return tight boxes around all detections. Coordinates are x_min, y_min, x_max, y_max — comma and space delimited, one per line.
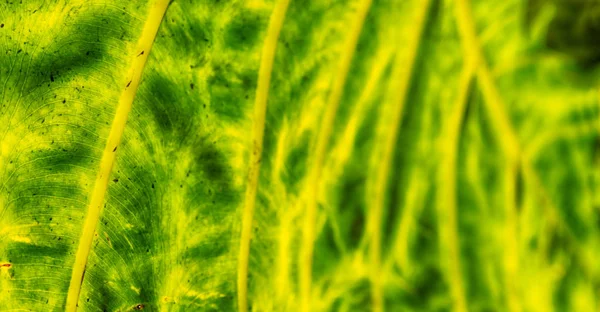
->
0, 0, 598, 311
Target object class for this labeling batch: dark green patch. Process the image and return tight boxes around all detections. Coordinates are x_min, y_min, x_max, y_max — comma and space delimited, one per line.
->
280, 131, 310, 195
224, 10, 263, 50
143, 74, 188, 138
7, 242, 70, 261
192, 137, 229, 182
24, 10, 130, 92
528, 0, 600, 66
34, 142, 94, 170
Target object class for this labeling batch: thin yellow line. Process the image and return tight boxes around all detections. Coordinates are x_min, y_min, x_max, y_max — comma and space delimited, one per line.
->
368, 2, 431, 311
389, 171, 424, 272
299, 0, 373, 310
454, 0, 519, 161
327, 47, 395, 256
438, 65, 472, 312
454, 1, 521, 311
65, 1, 169, 310
237, 0, 290, 311
330, 47, 394, 175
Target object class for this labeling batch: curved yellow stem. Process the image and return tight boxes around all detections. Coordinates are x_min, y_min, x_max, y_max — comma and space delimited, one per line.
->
237, 0, 291, 311
65, 1, 169, 310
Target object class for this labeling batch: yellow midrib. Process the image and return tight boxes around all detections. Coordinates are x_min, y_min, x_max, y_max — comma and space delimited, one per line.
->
299, 0, 373, 311
237, 0, 291, 311
368, 2, 432, 311
65, 1, 169, 310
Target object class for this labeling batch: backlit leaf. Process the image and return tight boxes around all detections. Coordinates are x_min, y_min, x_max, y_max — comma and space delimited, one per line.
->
0, 0, 598, 311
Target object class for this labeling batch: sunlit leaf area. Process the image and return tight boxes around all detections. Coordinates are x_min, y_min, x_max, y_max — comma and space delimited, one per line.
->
0, 0, 599, 310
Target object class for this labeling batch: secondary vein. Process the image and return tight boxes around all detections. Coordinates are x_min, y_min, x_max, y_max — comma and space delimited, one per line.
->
299, 0, 374, 310
454, 1, 522, 311
237, 0, 291, 311
437, 65, 473, 312
368, 2, 432, 311
454, 0, 520, 160
65, 1, 169, 310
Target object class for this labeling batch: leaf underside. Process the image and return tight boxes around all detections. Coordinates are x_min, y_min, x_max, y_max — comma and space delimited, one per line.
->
0, 0, 599, 311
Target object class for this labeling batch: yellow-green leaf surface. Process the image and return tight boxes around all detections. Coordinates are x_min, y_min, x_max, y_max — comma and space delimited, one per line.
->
0, 0, 599, 311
